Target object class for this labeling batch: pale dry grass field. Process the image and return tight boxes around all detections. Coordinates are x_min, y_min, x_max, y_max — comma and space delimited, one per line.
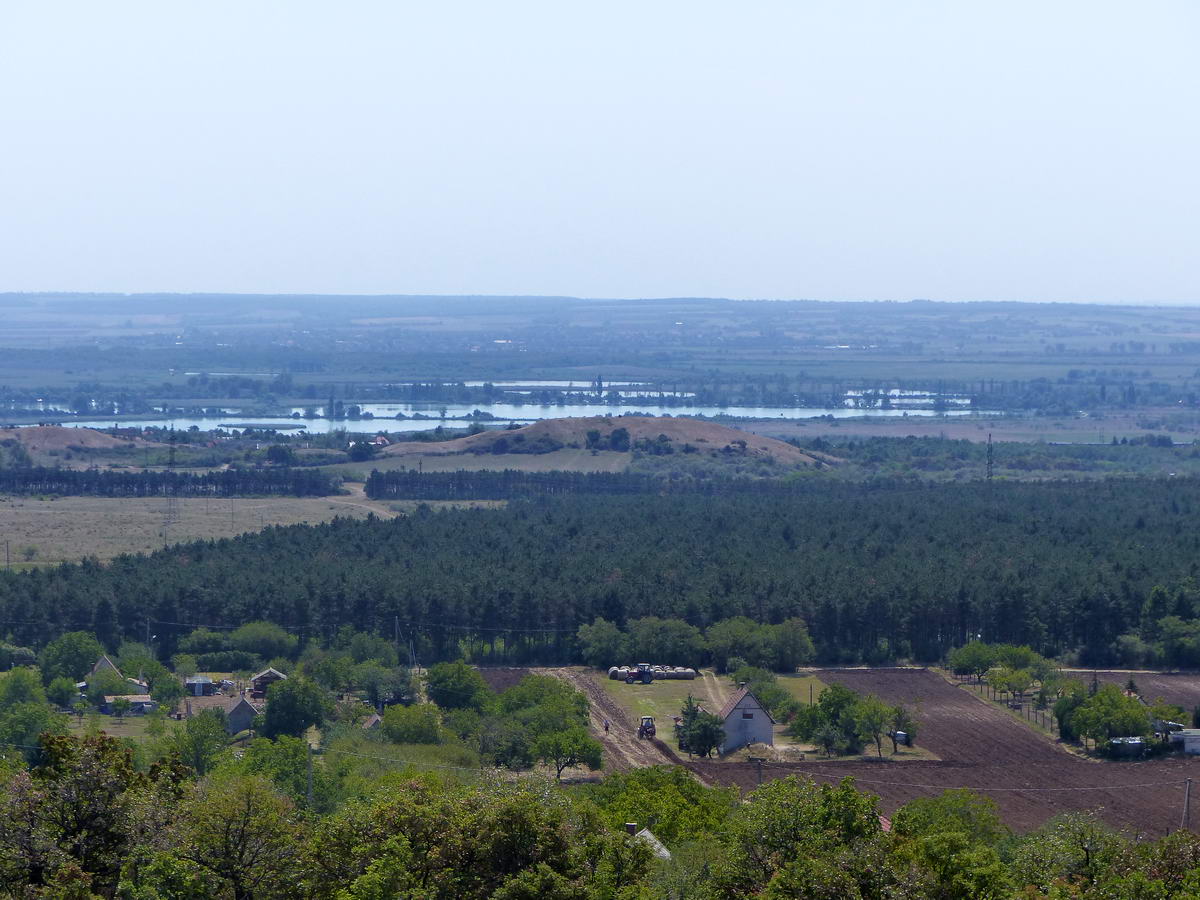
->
0, 491, 399, 566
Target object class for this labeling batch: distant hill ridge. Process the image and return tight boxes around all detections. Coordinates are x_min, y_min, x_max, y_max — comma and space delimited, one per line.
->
382, 416, 835, 467
5, 424, 160, 451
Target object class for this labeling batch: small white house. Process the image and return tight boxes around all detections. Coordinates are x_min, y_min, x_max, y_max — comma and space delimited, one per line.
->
717, 686, 776, 755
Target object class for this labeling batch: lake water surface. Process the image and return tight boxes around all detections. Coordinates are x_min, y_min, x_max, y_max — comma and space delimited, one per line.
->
69, 400, 995, 433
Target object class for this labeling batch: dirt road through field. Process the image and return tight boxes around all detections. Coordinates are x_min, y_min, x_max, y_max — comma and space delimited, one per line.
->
545, 667, 686, 774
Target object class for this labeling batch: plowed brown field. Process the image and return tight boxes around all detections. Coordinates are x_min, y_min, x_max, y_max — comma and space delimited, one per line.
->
688, 668, 1200, 836
477, 667, 534, 694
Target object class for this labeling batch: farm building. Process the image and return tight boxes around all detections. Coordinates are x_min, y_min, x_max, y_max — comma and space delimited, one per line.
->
185, 675, 215, 696
361, 712, 383, 730
225, 697, 262, 735
250, 667, 287, 698
1170, 729, 1200, 754
717, 685, 775, 755
101, 695, 155, 715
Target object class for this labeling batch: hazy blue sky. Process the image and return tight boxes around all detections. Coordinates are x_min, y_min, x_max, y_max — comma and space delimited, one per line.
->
1, 2, 1196, 303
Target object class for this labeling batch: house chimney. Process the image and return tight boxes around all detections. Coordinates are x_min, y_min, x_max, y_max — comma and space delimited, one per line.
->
738, 682, 747, 688
625, 822, 638, 835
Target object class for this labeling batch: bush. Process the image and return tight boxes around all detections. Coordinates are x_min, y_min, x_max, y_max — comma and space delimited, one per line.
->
38, 632, 104, 684
425, 661, 491, 711
177, 628, 229, 655
230, 622, 298, 661
382, 704, 443, 744
46, 676, 79, 709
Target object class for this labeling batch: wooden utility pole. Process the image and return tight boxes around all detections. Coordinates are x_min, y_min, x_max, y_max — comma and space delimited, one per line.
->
307, 743, 314, 810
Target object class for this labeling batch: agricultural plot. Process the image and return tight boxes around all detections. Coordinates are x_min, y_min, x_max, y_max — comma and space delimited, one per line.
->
66, 713, 166, 743
591, 668, 829, 756
1083, 670, 1200, 715
0, 494, 392, 564
689, 668, 1200, 836
0, 487, 499, 565
596, 669, 716, 727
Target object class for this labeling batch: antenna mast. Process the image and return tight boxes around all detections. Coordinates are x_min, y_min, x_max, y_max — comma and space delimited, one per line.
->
163, 426, 179, 526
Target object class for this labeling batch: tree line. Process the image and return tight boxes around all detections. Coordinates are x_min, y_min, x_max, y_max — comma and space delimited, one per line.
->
0, 465, 339, 497
364, 468, 898, 500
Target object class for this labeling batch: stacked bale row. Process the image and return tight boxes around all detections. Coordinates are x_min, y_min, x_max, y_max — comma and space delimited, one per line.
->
607, 665, 697, 680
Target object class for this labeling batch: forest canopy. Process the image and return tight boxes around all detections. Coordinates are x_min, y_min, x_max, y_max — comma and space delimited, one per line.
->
2, 477, 1200, 665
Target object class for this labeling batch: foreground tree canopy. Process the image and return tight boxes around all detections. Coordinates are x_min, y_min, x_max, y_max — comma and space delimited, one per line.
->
4, 732, 1200, 899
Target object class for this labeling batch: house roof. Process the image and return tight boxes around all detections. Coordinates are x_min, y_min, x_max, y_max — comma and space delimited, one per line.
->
362, 712, 383, 729
251, 667, 287, 683
185, 675, 213, 684
90, 655, 121, 677
226, 697, 262, 717
716, 686, 777, 724
633, 828, 671, 860
105, 694, 153, 704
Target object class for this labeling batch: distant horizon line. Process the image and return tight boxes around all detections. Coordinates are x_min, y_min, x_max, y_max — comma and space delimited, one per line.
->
2, 291, 1198, 309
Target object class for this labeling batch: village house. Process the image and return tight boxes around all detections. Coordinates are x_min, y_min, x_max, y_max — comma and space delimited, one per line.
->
717, 685, 776, 755
89, 654, 121, 678
224, 696, 262, 735
250, 667, 287, 698
79, 654, 148, 694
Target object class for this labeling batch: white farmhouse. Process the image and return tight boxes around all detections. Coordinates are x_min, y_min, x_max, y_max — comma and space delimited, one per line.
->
718, 685, 776, 755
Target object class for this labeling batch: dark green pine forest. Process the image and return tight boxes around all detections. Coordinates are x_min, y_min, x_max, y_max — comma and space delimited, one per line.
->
3, 477, 1200, 666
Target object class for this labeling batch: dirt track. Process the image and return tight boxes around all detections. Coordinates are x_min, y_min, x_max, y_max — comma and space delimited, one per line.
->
544, 667, 688, 775
687, 668, 1200, 836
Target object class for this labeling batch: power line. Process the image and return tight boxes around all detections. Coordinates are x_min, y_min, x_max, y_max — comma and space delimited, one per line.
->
764, 766, 1190, 793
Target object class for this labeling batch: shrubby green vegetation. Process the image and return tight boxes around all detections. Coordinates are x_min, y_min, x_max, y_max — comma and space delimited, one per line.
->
787, 682, 917, 757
